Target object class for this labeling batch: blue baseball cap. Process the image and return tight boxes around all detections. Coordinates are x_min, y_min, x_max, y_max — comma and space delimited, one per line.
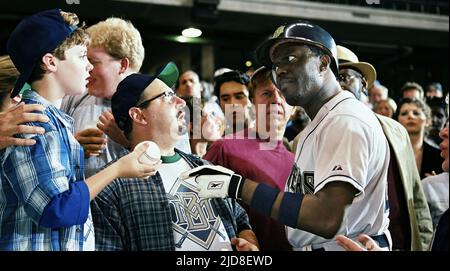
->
112, 62, 179, 130
7, 9, 77, 98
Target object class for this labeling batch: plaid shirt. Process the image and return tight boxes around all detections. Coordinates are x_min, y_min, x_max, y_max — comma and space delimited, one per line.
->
91, 150, 251, 251
0, 90, 92, 251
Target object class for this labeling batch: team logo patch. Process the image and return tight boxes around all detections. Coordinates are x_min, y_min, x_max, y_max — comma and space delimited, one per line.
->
287, 164, 301, 193
272, 25, 285, 38
207, 182, 224, 190
287, 165, 315, 194
168, 179, 224, 249
302, 171, 315, 195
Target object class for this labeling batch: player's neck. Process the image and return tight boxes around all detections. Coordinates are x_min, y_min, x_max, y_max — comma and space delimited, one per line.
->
307, 88, 340, 120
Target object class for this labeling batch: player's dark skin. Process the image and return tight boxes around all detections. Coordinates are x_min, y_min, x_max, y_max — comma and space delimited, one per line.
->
236, 43, 358, 239
338, 68, 367, 101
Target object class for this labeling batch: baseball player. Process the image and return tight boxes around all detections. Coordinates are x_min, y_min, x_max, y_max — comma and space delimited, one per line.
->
182, 22, 391, 251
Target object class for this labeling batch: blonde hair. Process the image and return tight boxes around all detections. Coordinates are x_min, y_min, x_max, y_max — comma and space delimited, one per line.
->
29, 11, 89, 83
87, 17, 144, 71
374, 98, 397, 113
0, 55, 19, 104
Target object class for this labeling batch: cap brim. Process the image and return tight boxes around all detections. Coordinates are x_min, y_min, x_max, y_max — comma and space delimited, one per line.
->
269, 39, 322, 61
340, 62, 376, 89
255, 38, 278, 68
257, 37, 338, 75
256, 37, 326, 68
10, 68, 33, 98
157, 62, 179, 88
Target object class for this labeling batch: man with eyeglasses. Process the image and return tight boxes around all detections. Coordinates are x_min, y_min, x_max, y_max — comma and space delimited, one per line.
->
90, 63, 259, 251
336, 45, 375, 106
337, 45, 433, 251
181, 22, 392, 251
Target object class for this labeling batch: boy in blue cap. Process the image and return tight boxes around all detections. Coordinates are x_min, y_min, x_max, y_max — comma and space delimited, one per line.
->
1, 9, 159, 251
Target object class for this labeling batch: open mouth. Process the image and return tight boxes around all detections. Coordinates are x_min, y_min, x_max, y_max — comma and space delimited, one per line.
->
267, 106, 284, 116
177, 110, 185, 120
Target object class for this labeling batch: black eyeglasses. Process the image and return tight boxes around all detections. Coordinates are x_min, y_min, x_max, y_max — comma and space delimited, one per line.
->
337, 73, 363, 83
136, 90, 176, 108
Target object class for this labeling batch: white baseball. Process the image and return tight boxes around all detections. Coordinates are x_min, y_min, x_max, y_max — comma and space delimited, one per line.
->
85, 120, 100, 129
136, 141, 161, 165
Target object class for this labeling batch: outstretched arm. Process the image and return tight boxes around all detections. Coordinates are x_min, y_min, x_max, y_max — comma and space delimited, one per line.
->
181, 165, 357, 239
240, 178, 356, 239
85, 142, 161, 200
39, 141, 161, 228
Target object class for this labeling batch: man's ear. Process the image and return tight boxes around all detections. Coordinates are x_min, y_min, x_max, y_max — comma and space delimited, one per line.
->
319, 54, 331, 73
119, 58, 130, 74
41, 53, 58, 72
129, 107, 147, 125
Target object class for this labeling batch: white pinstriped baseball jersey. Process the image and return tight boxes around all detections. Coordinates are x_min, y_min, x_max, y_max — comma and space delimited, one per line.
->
286, 91, 391, 251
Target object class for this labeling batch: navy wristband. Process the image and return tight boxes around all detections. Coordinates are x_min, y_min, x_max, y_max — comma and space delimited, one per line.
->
250, 183, 279, 217
278, 192, 303, 228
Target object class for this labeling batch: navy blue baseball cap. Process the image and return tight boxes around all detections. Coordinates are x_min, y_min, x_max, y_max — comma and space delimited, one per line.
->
7, 9, 77, 98
112, 62, 179, 130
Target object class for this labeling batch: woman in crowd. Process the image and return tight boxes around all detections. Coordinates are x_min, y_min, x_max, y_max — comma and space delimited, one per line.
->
394, 97, 444, 178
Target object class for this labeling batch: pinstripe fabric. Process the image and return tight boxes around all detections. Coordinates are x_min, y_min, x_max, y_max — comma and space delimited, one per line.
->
0, 90, 92, 251
91, 150, 251, 251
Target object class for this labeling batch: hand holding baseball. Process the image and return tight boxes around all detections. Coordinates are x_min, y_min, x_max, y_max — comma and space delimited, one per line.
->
136, 141, 161, 165
115, 141, 161, 178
